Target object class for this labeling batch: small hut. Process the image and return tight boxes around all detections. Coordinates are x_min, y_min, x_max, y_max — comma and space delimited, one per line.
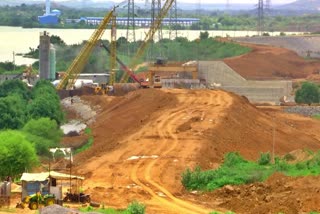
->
20, 171, 84, 200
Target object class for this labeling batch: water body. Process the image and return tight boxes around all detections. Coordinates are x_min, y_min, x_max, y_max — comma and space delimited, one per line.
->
0, 26, 303, 65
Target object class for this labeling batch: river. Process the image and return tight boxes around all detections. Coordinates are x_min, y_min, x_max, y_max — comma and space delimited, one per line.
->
0, 26, 303, 65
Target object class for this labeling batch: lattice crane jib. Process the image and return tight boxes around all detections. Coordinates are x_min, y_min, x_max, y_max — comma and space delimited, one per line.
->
110, 15, 117, 86
57, 9, 115, 90
120, 0, 175, 83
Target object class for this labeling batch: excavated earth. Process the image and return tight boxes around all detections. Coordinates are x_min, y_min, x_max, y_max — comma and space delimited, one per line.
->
57, 87, 320, 214
224, 42, 320, 80
6, 43, 320, 214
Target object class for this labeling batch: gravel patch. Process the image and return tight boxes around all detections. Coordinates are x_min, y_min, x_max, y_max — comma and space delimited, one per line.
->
61, 96, 97, 125
40, 204, 100, 214
283, 106, 320, 117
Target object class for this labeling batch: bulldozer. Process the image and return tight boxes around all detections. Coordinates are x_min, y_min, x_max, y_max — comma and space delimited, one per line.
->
17, 192, 55, 210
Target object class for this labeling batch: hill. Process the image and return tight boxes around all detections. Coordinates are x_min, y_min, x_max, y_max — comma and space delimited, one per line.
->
63, 88, 320, 213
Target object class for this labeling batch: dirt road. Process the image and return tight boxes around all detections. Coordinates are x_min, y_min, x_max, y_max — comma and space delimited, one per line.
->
76, 89, 232, 213
56, 88, 320, 213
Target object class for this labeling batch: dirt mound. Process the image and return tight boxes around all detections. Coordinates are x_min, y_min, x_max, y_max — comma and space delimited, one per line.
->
224, 43, 320, 80
208, 173, 320, 214
66, 89, 320, 213
74, 89, 178, 166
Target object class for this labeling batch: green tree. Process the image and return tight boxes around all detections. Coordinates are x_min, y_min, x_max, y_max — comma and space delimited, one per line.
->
0, 94, 28, 129
0, 130, 38, 180
29, 80, 64, 124
22, 118, 63, 155
295, 82, 320, 105
0, 79, 31, 100
200, 31, 209, 40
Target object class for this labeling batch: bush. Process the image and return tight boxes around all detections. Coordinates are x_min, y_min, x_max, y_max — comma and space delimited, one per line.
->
126, 201, 146, 214
223, 152, 247, 167
0, 130, 38, 179
258, 152, 271, 165
295, 82, 320, 105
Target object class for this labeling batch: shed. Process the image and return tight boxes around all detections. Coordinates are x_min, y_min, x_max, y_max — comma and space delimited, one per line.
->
20, 171, 84, 200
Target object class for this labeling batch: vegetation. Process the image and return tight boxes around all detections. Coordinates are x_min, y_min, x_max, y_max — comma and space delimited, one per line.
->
75, 128, 94, 154
0, 79, 64, 178
182, 151, 320, 191
80, 201, 145, 214
295, 82, 320, 105
312, 114, 320, 120
0, 130, 38, 180
13, 34, 250, 81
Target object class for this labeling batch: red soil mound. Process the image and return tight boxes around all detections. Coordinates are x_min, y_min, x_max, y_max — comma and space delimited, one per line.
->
224, 43, 320, 80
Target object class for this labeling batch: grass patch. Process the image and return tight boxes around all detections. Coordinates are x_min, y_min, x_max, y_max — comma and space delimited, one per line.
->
80, 201, 145, 214
182, 151, 320, 191
312, 114, 320, 120
75, 127, 94, 154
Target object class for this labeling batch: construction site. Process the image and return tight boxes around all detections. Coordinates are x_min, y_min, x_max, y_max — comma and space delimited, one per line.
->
2, 0, 320, 214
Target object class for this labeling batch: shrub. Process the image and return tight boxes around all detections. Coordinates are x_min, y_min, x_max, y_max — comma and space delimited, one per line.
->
295, 82, 320, 105
258, 152, 271, 165
223, 152, 247, 167
126, 201, 145, 214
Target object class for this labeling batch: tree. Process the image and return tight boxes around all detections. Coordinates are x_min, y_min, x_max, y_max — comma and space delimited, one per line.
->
29, 80, 64, 124
22, 118, 63, 156
200, 31, 209, 40
0, 79, 31, 100
0, 95, 28, 129
295, 82, 320, 105
0, 130, 38, 180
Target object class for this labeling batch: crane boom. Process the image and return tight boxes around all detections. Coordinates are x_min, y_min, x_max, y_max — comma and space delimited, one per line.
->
57, 9, 115, 90
100, 41, 141, 83
120, 0, 175, 83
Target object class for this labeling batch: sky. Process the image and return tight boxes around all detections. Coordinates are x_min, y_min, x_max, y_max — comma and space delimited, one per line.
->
47, 0, 298, 4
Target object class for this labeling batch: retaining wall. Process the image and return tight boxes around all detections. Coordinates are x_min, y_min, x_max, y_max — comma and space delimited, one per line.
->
198, 61, 293, 104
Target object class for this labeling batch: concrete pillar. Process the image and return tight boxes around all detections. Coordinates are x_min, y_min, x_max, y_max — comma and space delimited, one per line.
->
39, 31, 51, 80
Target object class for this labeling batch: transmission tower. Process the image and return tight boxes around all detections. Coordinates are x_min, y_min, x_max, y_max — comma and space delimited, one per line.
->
226, 0, 230, 10
126, 0, 136, 43
265, 0, 271, 15
169, 0, 177, 40
257, 0, 264, 36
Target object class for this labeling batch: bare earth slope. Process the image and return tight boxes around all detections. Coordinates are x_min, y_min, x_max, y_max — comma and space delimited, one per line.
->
71, 89, 320, 213
224, 43, 320, 80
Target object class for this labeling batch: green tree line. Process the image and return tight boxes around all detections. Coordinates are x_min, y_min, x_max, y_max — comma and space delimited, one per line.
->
0, 79, 64, 180
1, 4, 320, 32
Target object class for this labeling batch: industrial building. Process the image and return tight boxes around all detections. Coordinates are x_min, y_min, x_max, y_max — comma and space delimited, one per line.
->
65, 17, 200, 27
38, 0, 61, 25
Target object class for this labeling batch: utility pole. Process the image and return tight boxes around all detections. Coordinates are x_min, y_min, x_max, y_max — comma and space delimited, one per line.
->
12, 51, 15, 71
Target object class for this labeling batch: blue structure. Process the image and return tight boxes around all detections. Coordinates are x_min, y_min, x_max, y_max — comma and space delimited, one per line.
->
38, 0, 60, 25
38, 14, 59, 25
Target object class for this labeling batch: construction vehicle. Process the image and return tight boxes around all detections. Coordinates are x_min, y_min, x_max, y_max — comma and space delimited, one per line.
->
100, 41, 149, 88
63, 191, 91, 204
119, 0, 175, 84
56, 4, 123, 90
20, 192, 55, 210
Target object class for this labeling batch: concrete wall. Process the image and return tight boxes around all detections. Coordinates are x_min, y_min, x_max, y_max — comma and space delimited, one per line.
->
198, 61, 293, 104
198, 61, 246, 86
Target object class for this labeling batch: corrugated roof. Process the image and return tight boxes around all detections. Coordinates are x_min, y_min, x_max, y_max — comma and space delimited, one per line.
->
21, 171, 84, 182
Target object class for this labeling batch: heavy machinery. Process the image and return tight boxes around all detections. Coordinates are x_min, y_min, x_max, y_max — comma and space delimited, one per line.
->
63, 191, 91, 204
56, 4, 122, 90
100, 41, 148, 87
21, 192, 55, 210
120, 0, 175, 84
